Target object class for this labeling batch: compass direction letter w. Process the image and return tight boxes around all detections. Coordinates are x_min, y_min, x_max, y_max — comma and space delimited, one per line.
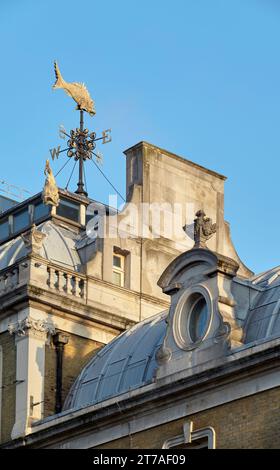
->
49, 146, 61, 160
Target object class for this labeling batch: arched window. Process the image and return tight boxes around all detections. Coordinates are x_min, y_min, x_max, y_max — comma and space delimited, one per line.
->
162, 421, 216, 449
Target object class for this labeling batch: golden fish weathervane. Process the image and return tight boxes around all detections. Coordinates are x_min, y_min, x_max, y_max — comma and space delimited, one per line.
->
47, 61, 112, 197
53, 61, 96, 116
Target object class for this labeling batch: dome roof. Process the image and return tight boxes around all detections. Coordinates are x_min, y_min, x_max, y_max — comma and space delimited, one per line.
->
64, 311, 167, 411
0, 220, 81, 270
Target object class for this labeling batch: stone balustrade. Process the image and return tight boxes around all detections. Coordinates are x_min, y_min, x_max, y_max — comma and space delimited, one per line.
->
0, 260, 86, 301
47, 266, 86, 299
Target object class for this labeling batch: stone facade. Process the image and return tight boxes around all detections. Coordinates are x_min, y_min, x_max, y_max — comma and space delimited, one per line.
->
0, 332, 16, 443
98, 387, 280, 449
44, 332, 103, 417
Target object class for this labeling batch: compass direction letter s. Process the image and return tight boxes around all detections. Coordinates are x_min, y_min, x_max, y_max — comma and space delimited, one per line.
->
59, 125, 67, 139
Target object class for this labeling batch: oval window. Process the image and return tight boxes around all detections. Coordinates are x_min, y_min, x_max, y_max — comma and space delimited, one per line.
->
189, 296, 208, 343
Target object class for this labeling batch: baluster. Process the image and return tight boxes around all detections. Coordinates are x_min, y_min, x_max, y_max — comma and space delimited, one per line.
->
48, 267, 55, 289
10, 270, 16, 290
6, 272, 12, 291
63, 273, 71, 294
0, 275, 4, 295
55, 269, 60, 291
72, 276, 79, 297
3, 274, 7, 292
14, 266, 19, 288
55, 270, 62, 292
65, 273, 73, 295
79, 279, 84, 299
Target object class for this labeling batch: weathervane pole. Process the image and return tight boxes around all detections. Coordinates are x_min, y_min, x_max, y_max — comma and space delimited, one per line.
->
76, 109, 87, 196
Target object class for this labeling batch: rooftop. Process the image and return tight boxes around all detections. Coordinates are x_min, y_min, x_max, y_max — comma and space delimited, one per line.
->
0, 188, 114, 247
64, 265, 280, 412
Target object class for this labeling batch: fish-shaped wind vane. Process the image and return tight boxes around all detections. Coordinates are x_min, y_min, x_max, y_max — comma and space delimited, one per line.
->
49, 60, 114, 198
53, 61, 96, 116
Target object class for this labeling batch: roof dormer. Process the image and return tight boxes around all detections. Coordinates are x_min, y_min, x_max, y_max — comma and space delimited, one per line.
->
156, 211, 242, 380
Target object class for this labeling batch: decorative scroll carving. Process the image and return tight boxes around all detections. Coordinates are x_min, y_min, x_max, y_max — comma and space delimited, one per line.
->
8, 317, 56, 338
155, 345, 172, 365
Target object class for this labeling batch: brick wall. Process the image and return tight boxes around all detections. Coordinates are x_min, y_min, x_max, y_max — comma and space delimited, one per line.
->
44, 331, 103, 417
98, 386, 280, 449
0, 332, 16, 444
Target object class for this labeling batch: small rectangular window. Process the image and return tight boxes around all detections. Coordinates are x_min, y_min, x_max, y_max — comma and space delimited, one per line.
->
0, 218, 9, 241
57, 198, 80, 223
34, 202, 50, 221
113, 271, 122, 286
113, 255, 122, 268
13, 209, 30, 233
112, 253, 125, 287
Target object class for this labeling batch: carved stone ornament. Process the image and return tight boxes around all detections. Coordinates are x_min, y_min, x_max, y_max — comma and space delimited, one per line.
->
193, 210, 216, 249
8, 317, 56, 338
21, 224, 46, 255
155, 345, 172, 365
42, 159, 59, 207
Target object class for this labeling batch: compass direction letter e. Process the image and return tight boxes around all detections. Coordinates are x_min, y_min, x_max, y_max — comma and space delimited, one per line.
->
102, 129, 112, 145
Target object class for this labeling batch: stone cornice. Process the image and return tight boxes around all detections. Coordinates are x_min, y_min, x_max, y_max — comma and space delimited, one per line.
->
0, 256, 169, 309
123, 141, 227, 181
27, 293, 134, 332
0, 285, 135, 333
87, 274, 170, 308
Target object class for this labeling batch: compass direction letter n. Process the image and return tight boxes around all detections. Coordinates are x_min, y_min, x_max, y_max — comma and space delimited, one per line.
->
49, 146, 61, 160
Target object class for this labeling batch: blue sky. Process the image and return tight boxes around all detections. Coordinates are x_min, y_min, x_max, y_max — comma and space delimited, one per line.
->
0, 0, 280, 274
